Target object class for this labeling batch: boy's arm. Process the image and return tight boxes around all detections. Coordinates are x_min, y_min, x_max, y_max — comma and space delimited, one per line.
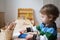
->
28, 25, 41, 35
40, 28, 56, 40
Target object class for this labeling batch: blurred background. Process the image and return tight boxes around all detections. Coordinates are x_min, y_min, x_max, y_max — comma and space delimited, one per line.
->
0, 0, 60, 40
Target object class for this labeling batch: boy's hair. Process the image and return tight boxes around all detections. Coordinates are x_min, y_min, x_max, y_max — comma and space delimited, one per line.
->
40, 4, 59, 21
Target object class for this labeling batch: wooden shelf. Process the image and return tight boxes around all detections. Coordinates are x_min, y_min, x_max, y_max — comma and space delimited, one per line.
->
18, 8, 34, 25
18, 8, 34, 20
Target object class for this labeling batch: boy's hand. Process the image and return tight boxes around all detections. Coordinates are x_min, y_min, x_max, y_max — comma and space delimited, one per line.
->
26, 34, 33, 40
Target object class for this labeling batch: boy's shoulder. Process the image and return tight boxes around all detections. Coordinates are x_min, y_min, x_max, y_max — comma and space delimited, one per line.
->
46, 22, 57, 30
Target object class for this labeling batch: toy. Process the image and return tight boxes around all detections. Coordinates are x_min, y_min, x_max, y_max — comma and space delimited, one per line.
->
18, 31, 27, 38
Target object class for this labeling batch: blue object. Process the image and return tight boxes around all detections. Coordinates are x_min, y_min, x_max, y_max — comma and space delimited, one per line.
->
18, 34, 27, 38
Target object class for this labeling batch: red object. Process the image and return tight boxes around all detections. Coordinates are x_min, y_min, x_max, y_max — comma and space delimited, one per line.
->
20, 32, 23, 34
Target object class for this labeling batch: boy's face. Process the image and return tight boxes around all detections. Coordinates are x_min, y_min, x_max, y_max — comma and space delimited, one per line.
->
40, 13, 52, 24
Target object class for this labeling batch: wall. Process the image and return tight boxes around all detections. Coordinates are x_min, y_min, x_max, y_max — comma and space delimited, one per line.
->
54, 0, 60, 28
4, 0, 60, 28
0, 0, 5, 12
43, 0, 54, 5
5, 0, 18, 24
5, 0, 43, 24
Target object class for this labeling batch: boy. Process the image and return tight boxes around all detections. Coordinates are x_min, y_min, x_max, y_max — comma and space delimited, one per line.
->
26, 4, 59, 40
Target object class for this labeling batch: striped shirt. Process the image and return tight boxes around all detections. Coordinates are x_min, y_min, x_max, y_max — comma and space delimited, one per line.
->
32, 22, 57, 40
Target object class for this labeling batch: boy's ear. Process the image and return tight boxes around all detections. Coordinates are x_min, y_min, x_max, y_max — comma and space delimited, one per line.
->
49, 15, 53, 21
49, 17, 53, 21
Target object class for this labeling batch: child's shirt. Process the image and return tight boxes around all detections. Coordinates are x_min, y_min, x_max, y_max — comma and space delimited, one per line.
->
32, 22, 57, 40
